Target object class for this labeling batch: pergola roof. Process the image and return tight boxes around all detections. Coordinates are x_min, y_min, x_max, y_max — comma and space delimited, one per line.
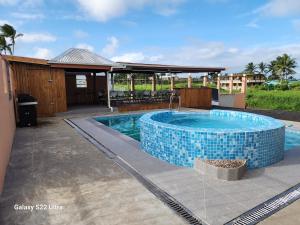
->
3, 48, 226, 73
49, 48, 116, 66
113, 62, 226, 73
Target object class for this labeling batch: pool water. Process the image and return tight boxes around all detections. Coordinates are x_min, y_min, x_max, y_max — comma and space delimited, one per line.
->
96, 114, 142, 141
95, 113, 300, 151
155, 113, 268, 129
285, 130, 300, 150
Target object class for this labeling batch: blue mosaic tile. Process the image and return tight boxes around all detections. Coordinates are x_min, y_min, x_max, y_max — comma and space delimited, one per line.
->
140, 110, 285, 169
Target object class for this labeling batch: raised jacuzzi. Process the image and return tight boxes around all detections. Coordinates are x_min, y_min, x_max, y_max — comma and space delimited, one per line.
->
140, 110, 285, 169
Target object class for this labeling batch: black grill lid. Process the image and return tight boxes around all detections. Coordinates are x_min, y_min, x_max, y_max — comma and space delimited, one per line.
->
17, 94, 37, 103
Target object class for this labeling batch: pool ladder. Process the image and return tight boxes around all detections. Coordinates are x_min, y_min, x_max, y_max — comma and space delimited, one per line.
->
169, 94, 181, 111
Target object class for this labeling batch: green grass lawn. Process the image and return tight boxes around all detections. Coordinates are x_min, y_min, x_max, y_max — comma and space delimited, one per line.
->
247, 89, 300, 111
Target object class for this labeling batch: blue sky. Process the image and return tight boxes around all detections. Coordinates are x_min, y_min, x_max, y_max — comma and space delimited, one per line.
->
1, 0, 300, 77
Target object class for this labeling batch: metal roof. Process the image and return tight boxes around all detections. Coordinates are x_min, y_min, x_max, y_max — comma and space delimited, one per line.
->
48, 48, 118, 66
114, 62, 226, 73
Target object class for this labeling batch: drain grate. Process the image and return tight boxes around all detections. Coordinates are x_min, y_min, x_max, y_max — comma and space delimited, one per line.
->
65, 119, 205, 225
225, 183, 300, 225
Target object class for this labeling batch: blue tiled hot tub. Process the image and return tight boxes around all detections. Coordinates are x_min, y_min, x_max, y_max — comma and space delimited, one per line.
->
139, 110, 285, 169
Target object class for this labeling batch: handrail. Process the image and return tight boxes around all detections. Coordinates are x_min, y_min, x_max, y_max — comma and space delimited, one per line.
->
169, 95, 174, 110
177, 96, 181, 111
169, 94, 181, 111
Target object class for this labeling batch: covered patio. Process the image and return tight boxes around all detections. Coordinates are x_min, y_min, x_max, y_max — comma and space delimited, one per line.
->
4, 48, 225, 116
109, 62, 225, 110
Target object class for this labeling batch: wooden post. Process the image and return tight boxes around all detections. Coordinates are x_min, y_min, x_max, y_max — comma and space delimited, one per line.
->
203, 75, 208, 87
170, 76, 175, 90
152, 74, 156, 91
229, 74, 233, 94
130, 74, 135, 91
187, 74, 192, 88
241, 74, 247, 94
217, 74, 221, 90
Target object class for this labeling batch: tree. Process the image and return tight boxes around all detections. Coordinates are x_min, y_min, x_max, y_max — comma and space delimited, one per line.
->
267, 60, 280, 80
258, 62, 268, 76
275, 54, 297, 81
208, 72, 218, 81
0, 24, 23, 55
244, 62, 257, 75
0, 35, 12, 55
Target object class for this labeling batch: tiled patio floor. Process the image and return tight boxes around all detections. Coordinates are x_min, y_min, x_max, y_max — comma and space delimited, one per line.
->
0, 117, 186, 225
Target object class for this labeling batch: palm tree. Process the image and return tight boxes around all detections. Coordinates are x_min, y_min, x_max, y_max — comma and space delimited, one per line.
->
0, 35, 12, 55
244, 62, 257, 75
275, 54, 297, 81
267, 60, 279, 80
0, 24, 23, 55
258, 62, 268, 76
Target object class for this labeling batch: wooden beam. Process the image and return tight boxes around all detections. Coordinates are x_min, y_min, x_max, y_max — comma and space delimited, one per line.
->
3, 55, 48, 65
49, 63, 111, 71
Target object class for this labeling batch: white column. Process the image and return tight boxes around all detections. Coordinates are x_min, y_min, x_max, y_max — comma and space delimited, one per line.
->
229, 74, 233, 94
203, 75, 208, 87
217, 73, 221, 90
241, 74, 247, 94
106, 72, 112, 110
170, 75, 175, 90
188, 74, 192, 88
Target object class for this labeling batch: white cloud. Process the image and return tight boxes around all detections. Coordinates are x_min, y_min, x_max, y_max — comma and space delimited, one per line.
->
12, 12, 44, 20
33, 47, 52, 59
227, 48, 239, 54
76, 43, 94, 52
0, 0, 43, 7
0, 19, 11, 25
101, 36, 119, 56
111, 41, 300, 78
0, 0, 18, 5
292, 19, 300, 31
255, 0, 300, 17
76, 0, 185, 22
19, 33, 57, 43
149, 54, 164, 62
111, 52, 145, 62
74, 30, 89, 39
121, 20, 138, 27
246, 20, 260, 28
112, 52, 165, 63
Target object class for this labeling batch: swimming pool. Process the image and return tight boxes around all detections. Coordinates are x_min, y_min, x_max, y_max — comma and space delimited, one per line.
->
95, 111, 300, 168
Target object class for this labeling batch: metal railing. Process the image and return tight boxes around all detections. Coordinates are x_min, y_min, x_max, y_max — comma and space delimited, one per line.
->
169, 95, 181, 111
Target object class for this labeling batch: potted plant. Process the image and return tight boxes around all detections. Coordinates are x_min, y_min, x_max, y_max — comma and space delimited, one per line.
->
194, 158, 247, 181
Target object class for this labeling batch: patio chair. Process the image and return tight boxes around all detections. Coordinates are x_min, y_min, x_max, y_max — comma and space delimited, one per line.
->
143, 91, 151, 103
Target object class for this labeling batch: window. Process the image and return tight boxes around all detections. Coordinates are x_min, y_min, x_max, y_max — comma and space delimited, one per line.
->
76, 75, 87, 88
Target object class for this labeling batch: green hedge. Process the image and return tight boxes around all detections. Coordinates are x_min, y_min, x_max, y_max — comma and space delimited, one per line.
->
246, 90, 300, 111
